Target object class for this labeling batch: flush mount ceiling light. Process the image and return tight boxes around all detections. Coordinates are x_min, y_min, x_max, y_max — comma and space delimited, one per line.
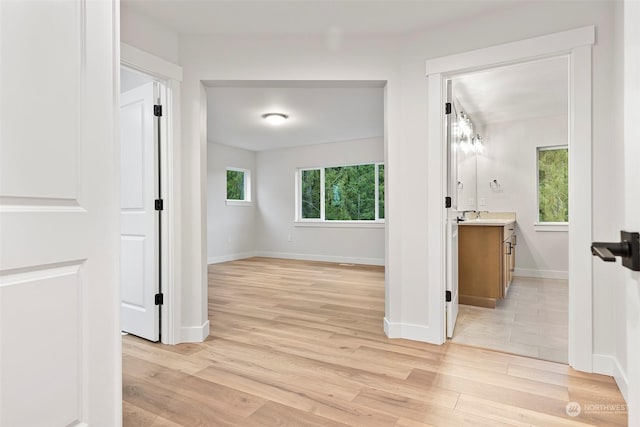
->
262, 112, 289, 125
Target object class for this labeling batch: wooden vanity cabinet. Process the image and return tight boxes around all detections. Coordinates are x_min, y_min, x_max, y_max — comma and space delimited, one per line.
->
459, 224, 516, 308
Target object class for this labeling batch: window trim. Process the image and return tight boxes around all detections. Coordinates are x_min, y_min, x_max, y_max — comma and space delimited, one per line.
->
226, 167, 251, 203
536, 145, 568, 224
297, 162, 385, 223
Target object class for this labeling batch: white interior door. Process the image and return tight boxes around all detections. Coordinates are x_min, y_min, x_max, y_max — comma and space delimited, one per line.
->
0, 1, 119, 425
120, 82, 160, 342
446, 80, 459, 338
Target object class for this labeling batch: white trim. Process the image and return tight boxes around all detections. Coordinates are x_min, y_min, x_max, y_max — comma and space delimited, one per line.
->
180, 320, 210, 343
534, 223, 569, 232
513, 268, 568, 280
384, 318, 442, 343
293, 221, 384, 229
425, 27, 594, 372
120, 46, 183, 345
425, 26, 594, 75
207, 252, 256, 264
225, 200, 252, 207
121, 43, 182, 82
253, 251, 384, 266
593, 354, 629, 403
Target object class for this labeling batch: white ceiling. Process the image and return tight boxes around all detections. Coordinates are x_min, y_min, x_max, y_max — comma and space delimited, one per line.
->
207, 83, 384, 151
452, 56, 568, 126
122, 0, 516, 37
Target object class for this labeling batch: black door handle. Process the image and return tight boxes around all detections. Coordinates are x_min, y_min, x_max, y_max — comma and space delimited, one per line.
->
591, 231, 640, 271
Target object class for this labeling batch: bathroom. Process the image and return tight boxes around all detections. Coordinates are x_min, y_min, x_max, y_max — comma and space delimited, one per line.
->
449, 57, 569, 363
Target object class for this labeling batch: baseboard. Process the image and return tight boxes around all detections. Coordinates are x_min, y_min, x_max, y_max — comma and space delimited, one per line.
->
253, 251, 384, 266
207, 252, 256, 264
513, 268, 568, 280
180, 320, 210, 343
383, 317, 444, 344
593, 354, 628, 402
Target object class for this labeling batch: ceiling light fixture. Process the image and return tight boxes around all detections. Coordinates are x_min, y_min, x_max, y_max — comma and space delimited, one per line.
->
262, 112, 288, 125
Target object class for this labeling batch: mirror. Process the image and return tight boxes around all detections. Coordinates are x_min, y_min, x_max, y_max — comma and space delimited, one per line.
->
453, 105, 483, 212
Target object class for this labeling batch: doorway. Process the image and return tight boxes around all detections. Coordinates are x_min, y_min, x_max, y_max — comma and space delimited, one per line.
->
426, 26, 595, 372
444, 57, 570, 363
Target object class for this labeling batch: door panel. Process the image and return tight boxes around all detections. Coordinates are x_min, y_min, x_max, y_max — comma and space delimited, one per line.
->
0, 1, 119, 425
120, 82, 160, 342
446, 80, 459, 338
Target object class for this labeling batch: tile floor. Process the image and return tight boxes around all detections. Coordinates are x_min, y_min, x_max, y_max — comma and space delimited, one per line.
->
451, 276, 568, 363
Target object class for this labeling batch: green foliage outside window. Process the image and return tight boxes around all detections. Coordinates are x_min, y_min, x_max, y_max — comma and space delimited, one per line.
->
378, 164, 385, 219
301, 169, 321, 219
300, 163, 384, 221
226, 169, 245, 200
538, 147, 568, 222
325, 164, 375, 220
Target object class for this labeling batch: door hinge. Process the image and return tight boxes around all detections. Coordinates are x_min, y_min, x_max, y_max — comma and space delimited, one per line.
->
445, 196, 452, 208
155, 293, 164, 305
445, 102, 452, 115
154, 105, 163, 117
446, 290, 452, 302
155, 199, 164, 211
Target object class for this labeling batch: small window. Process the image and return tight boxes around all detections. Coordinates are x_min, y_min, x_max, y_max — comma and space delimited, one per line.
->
537, 146, 568, 223
377, 163, 385, 219
226, 168, 251, 202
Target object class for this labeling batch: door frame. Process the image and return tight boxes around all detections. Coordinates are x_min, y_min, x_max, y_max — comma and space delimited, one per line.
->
425, 26, 595, 372
121, 43, 183, 344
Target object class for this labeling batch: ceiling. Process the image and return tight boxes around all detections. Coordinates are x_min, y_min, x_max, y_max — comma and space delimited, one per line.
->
207, 83, 384, 151
452, 56, 568, 126
122, 0, 516, 37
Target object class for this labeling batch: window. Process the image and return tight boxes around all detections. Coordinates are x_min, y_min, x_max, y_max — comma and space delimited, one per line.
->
299, 163, 384, 222
537, 146, 568, 223
226, 167, 251, 203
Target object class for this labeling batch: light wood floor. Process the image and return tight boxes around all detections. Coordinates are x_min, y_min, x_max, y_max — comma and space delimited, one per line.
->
453, 277, 569, 363
123, 257, 627, 426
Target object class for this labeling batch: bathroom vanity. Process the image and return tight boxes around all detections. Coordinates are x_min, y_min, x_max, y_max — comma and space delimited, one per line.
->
458, 216, 516, 308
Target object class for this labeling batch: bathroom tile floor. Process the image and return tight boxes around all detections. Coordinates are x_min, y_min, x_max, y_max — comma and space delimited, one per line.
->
451, 276, 568, 363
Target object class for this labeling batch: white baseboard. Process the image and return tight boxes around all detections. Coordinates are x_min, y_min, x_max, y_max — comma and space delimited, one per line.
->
383, 317, 444, 344
513, 268, 568, 280
207, 252, 256, 264
593, 354, 628, 402
180, 320, 210, 343
254, 251, 384, 266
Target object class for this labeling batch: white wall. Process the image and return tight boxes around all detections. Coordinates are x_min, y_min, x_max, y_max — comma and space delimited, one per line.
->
476, 115, 569, 279
255, 137, 385, 265
174, 0, 624, 378
207, 143, 256, 263
121, 4, 180, 65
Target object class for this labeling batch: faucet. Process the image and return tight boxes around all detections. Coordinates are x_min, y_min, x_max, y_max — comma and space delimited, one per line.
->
461, 210, 477, 219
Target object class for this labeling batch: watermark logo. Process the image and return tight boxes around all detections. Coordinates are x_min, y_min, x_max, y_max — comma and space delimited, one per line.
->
566, 402, 581, 417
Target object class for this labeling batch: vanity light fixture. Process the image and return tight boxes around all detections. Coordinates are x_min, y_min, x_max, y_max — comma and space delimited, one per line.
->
262, 112, 289, 125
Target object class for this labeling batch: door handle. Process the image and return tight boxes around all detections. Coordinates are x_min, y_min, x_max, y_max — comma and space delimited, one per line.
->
591, 231, 640, 271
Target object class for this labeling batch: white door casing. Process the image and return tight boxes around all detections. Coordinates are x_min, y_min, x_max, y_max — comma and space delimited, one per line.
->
0, 1, 120, 426
425, 27, 594, 376
445, 80, 459, 338
120, 82, 160, 342
624, 0, 640, 422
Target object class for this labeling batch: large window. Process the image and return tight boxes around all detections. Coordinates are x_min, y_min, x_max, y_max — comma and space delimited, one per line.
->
226, 167, 251, 203
537, 146, 568, 223
299, 163, 384, 222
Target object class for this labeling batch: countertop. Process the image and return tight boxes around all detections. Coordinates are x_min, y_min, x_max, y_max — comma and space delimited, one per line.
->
458, 218, 516, 227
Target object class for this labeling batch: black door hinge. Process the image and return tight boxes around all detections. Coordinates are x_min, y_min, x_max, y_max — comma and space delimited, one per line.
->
445, 196, 452, 208
155, 293, 164, 305
155, 199, 164, 211
446, 290, 452, 302
154, 105, 163, 117
445, 102, 452, 115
